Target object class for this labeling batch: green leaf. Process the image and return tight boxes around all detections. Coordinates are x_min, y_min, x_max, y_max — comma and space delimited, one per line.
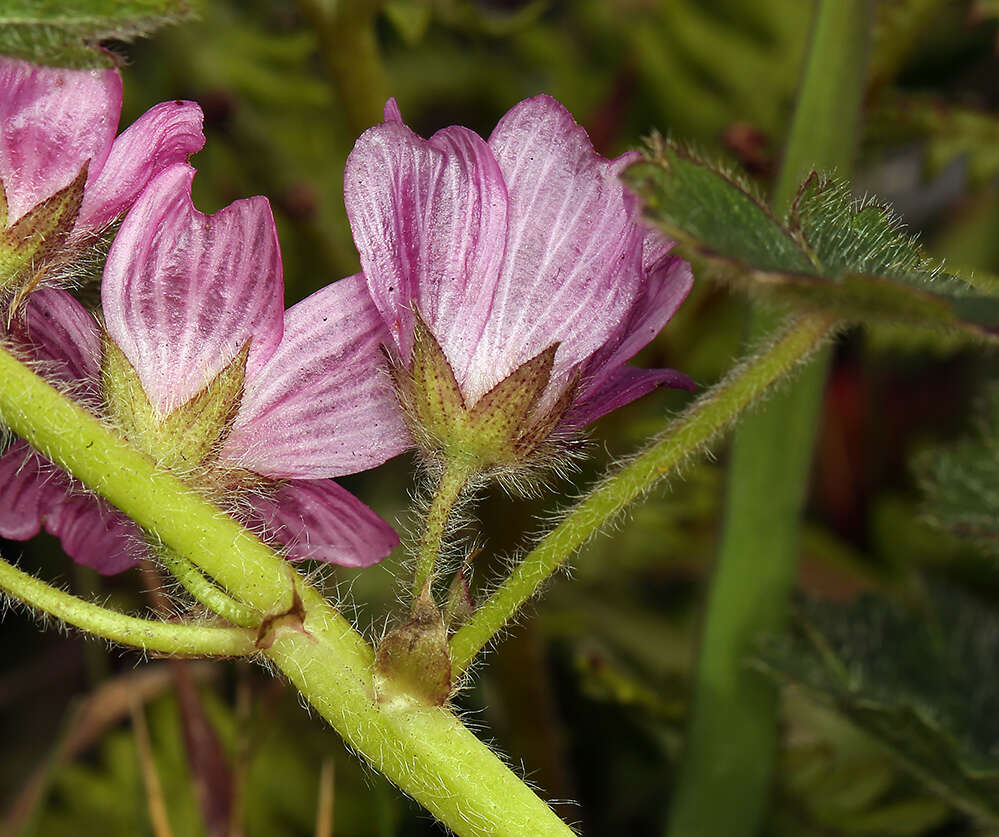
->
624, 139, 999, 343
0, 0, 194, 68
753, 586, 999, 824
918, 384, 999, 554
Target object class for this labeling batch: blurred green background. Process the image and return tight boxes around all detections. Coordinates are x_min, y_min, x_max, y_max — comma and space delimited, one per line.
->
4, 1, 999, 834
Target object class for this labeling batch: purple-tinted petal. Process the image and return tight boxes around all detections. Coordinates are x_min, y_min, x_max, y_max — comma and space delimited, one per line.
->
11, 288, 100, 392
345, 113, 508, 386
102, 164, 284, 414
462, 94, 646, 404
566, 366, 695, 428
0, 58, 120, 224
249, 478, 398, 567
384, 98, 403, 123
76, 100, 206, 233
222, 273, 411, 479
0, 441, 65, 540
583, 246, 694, 393
46, 492, 144, 574
0, 441, 142, 574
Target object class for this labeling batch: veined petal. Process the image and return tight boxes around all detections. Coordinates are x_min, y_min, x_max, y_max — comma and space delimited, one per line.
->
102, 164, 284, 414
463, 94, 645, 404
0, 441, 63, 540
0, 441, 142, 574
584, 246, 694, 391
47, 492, 144, 574
76, 100, 206, 233
250, 478, 399, 567
0, 58, 120, 225
566, 246, 695, 426
12, 288, 101, 390
345, 111, 508, 384
566, 366, 695, 428
222, 273, 411, 479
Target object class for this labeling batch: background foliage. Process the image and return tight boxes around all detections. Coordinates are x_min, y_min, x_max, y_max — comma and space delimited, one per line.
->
3, 0, 999, 835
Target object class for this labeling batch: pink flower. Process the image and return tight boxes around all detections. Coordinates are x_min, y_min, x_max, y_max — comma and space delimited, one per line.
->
344, 95, 693, 466
0, 164, 410, 573
0, 58, 204, 303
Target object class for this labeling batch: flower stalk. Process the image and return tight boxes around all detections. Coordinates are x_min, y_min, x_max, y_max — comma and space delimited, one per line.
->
0, 342, 575, 837
411, 454, 476, 603
666, 2, 871, 835
155, 546, 262, 629
0, 552, 258, 657
450, 312, 839, 678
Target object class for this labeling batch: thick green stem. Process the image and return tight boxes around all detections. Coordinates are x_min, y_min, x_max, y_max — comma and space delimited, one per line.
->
297, 0, 389, 135
450, 314, 838, 678
666, 3, 870, 836
411, 456, 475, 603
0, 554, 257, 656
0, 346, 575, 837
156, 547, 262, 629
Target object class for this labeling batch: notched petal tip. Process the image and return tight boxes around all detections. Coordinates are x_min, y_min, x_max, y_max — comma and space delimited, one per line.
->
103, 162, 284, 415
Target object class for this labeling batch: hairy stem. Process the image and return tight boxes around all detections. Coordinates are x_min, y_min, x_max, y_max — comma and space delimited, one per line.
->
450, 313, 839, 677
296, 0, 389, 136
666, 3, 871, 836
0, 345, 575, 837
412, 456, 475, 603
0, 553, 258, 656
156, 546, 262, 629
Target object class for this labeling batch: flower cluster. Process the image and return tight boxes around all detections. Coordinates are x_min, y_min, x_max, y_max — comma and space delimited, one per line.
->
0, 60, 693, 575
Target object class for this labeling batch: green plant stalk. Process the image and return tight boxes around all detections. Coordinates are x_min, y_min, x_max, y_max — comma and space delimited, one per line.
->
666, 2, 870, 836
296, 0, 389, 135
156, 546, 262, 628
450, 313, 839, 677
0, 345, 574, 837
0, 553, 258, 656
411, 455, 475, 602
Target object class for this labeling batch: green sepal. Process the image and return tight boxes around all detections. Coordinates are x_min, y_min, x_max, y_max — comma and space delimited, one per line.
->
400, 312, 469, 448
101, 335, 248, 473
374, 590, 452, 707
443, 558, 475, 631
394, 311, 567, 471
0, 164, 87, 303
467, 343, 557, 459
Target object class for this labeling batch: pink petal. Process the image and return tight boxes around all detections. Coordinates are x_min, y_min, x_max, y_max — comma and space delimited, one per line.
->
46, 491, 145, 575
76, 100, 206, 233
565, 245, 695, 426
584, 246, 694, 392
102, 164, 285, 414
345, 113, 508, 386
249, 478, 399, 568
10, 288, 101, 392
462, 94, 647, 405
566, 366, 695, 428
0, 441, 142, 574
222, 273, 411, 479
0, 441, 63, 540
0, 58, 121, 224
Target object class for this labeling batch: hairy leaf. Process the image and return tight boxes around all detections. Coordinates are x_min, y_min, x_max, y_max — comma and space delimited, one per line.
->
754, 586, 999, 824
624, 140, 999, 343
0, 0, 193, 68
918, 385, 999, 553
